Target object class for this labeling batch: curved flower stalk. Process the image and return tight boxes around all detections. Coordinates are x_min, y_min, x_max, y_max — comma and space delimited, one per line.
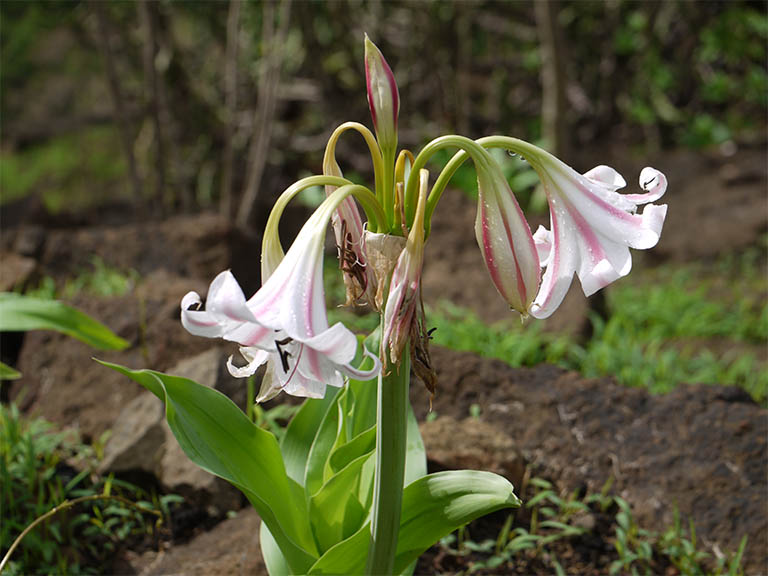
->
322, 123, 381, 307
404, 135, 541, 316
181, 186, 384, 401
382, 169, 429, 364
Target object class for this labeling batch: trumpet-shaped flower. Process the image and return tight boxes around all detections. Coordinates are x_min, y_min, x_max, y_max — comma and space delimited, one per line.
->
475, 156, 541, 316
382, 170, 429, 364
181, 198, 380, 401
364, 35, 399, 155
529, 157, 668, 319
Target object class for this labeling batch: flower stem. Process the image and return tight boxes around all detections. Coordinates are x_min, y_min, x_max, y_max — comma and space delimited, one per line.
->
366, 343, 410, 575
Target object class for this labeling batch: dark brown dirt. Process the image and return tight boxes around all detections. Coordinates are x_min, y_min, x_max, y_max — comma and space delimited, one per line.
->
411, 346, 768, 575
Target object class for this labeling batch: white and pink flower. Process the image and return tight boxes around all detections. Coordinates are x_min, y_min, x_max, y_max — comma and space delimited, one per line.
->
528, 156, 668, 319
181, 195, 380, 401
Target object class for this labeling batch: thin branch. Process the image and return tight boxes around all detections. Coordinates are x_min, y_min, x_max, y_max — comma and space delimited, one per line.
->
535, 0, 569, 158
235, 0, 292, 230
93, 3, 143, 210
0, 494, 161, 574
138, 0, 166, 214
220, 0, 242, 220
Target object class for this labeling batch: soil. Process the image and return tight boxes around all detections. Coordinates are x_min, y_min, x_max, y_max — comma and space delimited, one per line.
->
2, 144, 766, 574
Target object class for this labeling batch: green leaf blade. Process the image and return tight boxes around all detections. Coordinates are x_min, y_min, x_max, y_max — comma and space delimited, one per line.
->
0, 293, 128, 350
98, 360, 318, 574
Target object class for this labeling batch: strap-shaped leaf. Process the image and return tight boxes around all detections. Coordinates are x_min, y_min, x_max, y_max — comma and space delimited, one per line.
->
98, 360, 318, 574
329, 425, 376, 474
260, 522, 292, 576
308, 470, 521, 575
310, 452, 374, 553
281, 390, 339, 485
404, 401, 427, 486
0, 293, 128, 350
304, 387, 345, 496
0, 361, 21, 380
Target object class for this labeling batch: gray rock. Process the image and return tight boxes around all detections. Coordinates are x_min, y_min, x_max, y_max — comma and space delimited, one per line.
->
122, 507, 266, 576
0, 252, 37, 291
420, 415, 527, 491
100, 347, 243, 513
98, 391, 165, 475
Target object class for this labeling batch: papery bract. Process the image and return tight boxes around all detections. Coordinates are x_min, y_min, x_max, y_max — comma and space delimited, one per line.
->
182, 197, 380, 402
475, 156, 541, 316
382, 170, 429, 364
364, 35, 399, 155
528, 156, 668, 319
324, 150, 376, 307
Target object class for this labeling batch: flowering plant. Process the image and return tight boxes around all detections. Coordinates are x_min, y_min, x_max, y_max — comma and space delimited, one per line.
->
103, 36, 666, 574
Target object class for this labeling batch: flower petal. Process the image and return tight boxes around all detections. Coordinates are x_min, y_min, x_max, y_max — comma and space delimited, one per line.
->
528, 157, 668, 319
226, 347, 270, 378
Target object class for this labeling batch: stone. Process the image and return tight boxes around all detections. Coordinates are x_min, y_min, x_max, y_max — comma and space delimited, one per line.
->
98, 391, 165, 475
420, 415, 526, 491
0, 252, 37, 291
122, 508, 266, 576
99, 348, 243, 514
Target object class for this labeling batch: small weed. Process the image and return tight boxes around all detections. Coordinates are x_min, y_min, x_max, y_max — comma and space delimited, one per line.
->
436, 478, 747, 575
25, 257, 139, 300
0, 403, 177, 575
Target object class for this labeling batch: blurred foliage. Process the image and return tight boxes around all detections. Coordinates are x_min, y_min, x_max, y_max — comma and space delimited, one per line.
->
26, 257, 139, 300
1, 1, 765, 214
0, 403, 179, 575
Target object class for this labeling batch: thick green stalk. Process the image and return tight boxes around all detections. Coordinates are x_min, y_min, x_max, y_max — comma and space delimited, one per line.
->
366, 344, 410, 575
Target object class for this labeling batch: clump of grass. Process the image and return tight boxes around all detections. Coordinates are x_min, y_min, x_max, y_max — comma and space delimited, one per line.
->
0, 403, 179, 575
25, 257, 139, 300
437, 477, 747, 576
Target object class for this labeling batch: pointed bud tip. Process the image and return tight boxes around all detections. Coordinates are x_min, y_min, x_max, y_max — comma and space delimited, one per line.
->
363, 35, 399, 150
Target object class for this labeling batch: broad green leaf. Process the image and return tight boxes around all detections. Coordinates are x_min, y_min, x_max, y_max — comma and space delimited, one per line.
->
0, 293, 128, 350
98, 361, 318, 574
0, 361, 21, 380
348, 370, 378, 437
304, 387, 344, 496
329, 425, 376, 474
310, 452, 374, 553
261, 522, 292, 576
308, 470, 521, 575
404, 402, 427, 486
281, 390, 339, 485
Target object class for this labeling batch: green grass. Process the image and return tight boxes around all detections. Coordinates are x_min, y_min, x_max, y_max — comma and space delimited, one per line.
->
0, 126, 127, 213
438, 477, 747, 575
25, 257, 139, 300
324, 248, 767, 403
0, 403, 178, 575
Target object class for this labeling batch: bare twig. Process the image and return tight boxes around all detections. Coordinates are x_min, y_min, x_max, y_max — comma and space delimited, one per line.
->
235, 0, 292, 230
535, 0, 569, 158
138, 0, 166, 214
93, 3, 143, 210
220, 0, 242, 220
0, 494, 161, 574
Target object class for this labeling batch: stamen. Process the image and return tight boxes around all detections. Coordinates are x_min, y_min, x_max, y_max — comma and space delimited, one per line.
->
275, 337, 294, 373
